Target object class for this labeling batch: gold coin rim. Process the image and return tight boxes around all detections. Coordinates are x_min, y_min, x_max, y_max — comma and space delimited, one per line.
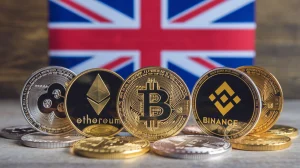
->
117, 66, 191, 142
64, 68, 124, 137
71, 137, 150, 159
267, 125, 298, 139
237, 66, 284, 134
20, 66, 76, 135
230, 134, 291, 151
191, 67, 262, 139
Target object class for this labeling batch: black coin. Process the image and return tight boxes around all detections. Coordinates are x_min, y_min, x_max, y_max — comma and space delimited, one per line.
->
65, 69, 124, 137
192, 68, 261, 139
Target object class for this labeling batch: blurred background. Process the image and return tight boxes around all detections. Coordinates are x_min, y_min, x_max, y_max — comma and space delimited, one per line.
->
0, 0, 298, 99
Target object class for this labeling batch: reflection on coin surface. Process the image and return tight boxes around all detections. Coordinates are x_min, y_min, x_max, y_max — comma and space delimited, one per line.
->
72, 137, 150, 159
20, 66, 76, 135
230, 133, 291, 151
237, 66, 283, 134
267, 125, 298, 139
21, 132, 84, 148
65, 69, 124, 137
117, 67, 191, 142
192, 68, 261, 139
182, 125, 205, 135
152, 135, 231, 159
0, 125, 37, 140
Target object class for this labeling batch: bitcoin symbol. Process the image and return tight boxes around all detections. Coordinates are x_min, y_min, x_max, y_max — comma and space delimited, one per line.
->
138, 79, 172, 128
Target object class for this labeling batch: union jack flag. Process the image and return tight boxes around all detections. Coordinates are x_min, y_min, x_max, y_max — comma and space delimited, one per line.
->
49, 0, 255, 90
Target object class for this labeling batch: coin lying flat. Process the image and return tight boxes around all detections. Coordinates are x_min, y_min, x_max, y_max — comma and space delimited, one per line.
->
192, 68, 261, 139
237, 66, 283, 134
21, 132, 84, 148
267, 125, 298, 139
117, 67, 191, 142
72, 137, 150, 159
65, 69, 124, 137
230, 133, 291, 151
20, 66, 76, 135
152, 135, 231, 159
182, 125, 205, 135
0, 125, 37, 140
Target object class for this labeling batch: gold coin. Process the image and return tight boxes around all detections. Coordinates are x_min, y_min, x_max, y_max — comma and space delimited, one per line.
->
117, 67, 191, 142
230, 133, 291, 151
267, 125, 298, 139
237, 66, 283, 134
72, 137, 150, 159
64, 69, 124, 137
192, 68, 261, 139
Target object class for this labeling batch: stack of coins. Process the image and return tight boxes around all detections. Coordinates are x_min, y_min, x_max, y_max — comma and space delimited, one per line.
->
1, 65, 296, 159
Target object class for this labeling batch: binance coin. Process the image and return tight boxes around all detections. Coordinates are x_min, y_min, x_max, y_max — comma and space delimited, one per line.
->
65, 69, 124, 137
267, 125, 298, 139
71, 137, 150, 159
237, 66, 283, 134
230, 133, 291, 151
117, 67, 191, 142
192, 68, 261, 139
21, 66, 76, 135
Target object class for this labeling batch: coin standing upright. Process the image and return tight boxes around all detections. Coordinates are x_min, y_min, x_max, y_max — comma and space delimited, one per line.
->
117, 67, 191, 142
64, 69, 124, 137
20, 66, 76, 135
192, 68, 262, 139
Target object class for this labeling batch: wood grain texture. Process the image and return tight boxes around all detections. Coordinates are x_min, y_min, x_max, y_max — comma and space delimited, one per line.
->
0, 0, 300, 98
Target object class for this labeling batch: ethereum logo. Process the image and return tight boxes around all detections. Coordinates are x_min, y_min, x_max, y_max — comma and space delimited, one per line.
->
87, 74, 110, 115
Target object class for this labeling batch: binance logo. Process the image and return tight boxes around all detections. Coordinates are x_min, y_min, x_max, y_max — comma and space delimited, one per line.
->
87, 74, 110, 115
209, 82, 241, 116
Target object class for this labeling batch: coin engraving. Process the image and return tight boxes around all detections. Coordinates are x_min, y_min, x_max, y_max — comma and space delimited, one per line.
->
118, 67, 191, 142
21, 66, 76, 134
237, 66, 283, 134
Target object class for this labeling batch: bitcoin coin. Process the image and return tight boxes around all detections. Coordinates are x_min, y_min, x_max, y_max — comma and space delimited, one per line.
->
230, 133, 291, 151
152, 135, 231, 159
267, 125, 298, 139
21, 132, 84, 148
237, 66, 283, 134
117, 67, 191, 142
72, 137, 150, 159
65, 69, 124, 137
192, 68, 261, 139
182, 125, 205, 135
20, 66, 76, 135
0, 125, 37, 140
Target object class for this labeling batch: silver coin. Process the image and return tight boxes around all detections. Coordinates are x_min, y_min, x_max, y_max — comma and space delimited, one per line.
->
21, 132, 84, 148
182, 125, 206, 135
20, 66, 76, 135
0, 125, 37, 140
151, 135, 231, 159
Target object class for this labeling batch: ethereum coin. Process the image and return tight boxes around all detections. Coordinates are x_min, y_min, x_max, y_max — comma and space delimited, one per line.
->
267, 125, 298, 139
21, 132, 84, 148
0, 125, 37, 140
72, 136, 150, 159
192, 68, 261, 139
20, 66, 76, 135
230, 133, 291, 151
117, 67, 191, 142
237, 66, 283, 134
152, 135, 231, 159
65, 69, 124, 137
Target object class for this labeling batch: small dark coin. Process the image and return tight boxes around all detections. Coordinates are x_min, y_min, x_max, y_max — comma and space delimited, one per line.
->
0, 125, 37, 140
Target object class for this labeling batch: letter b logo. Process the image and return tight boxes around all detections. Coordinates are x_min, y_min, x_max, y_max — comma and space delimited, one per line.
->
138, 79, 172, 128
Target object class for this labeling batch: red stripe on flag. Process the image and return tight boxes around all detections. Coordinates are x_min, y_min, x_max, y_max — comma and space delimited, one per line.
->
189, 57, 217, 69
100, 57, 131, 70
61, 0, 111, 23
172, 0, 225, 23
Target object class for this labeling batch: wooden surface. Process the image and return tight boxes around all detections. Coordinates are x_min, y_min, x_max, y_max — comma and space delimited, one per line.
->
0, 99, 299, 168
1, 0, 300, 98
